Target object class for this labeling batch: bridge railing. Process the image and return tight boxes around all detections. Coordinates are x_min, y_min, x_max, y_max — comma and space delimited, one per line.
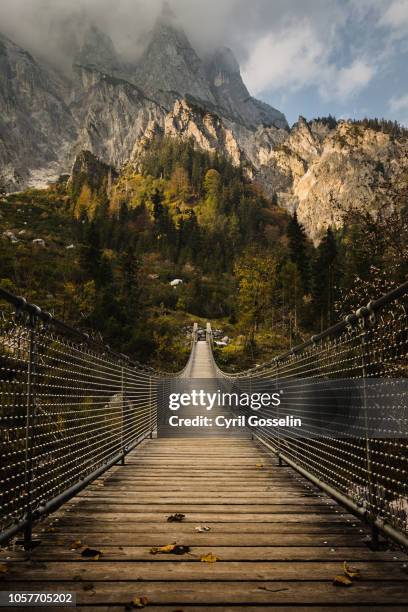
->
213, 281, 408, 549
0, 288, 177, 548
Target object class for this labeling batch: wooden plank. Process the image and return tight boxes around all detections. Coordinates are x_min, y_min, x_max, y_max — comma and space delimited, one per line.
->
3, 546, 399, 562
73, 503, 334, 512
102, 477, 297, 483
76, 495, 327, 503
33, 533, 371, 547
123, 459, 278, 465
2, 560, 408, 581
86, 484, 312, 491
3, 424, 407, 608
83, 488, 318, 496
1, 580, 408, 606
51, 512, 353, 523
126, 449, 268, 454
74, 607, 408, 612
36, 522, 359, 534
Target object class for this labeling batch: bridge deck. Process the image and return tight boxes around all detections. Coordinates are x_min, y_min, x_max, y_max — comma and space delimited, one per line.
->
188, 339, 217, 378
1, 436, 408, 610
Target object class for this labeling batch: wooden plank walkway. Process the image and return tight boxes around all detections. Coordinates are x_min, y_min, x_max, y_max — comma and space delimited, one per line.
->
1, 436, 408, 610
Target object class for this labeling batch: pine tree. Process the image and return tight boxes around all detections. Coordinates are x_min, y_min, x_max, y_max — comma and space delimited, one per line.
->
286, 212, 309, 292
311, 228, 339, 329
79, 222, 102, 281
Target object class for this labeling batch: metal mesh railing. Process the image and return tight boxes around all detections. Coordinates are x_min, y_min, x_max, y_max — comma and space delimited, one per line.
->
213, 281, 408, 548
0, 288, 182, 546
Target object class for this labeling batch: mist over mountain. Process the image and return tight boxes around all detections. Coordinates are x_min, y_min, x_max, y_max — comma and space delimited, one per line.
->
0, 3, 287, 191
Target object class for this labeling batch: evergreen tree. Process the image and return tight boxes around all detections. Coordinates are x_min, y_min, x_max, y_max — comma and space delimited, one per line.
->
151, 190, 176, 258
286, 213, 309, 292
311, 228, 339, 329
79, 222, 102, 281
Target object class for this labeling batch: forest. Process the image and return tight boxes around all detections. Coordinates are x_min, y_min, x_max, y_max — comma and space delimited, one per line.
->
1, 136, 407, 370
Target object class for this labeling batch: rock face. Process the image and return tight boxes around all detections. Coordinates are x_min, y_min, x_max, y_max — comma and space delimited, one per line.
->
1, 7, 406, 243
133, 5, 216, 106
164, 98, 243, 166
0, 32, 77, 191
70, 65, 166, 168
69, 150, 118, 217
0, 7, 287, 193
267, 117, 408, 242
204, 46, 287, 130
74, 25, 122, 76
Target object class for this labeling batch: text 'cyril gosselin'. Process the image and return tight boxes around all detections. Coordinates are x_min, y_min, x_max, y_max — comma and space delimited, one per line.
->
166, 389, 302, 429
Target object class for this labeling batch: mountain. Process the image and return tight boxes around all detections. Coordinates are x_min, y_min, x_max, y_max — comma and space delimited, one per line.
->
132, 3, 216, 106
1, 6, 407, 244
0, 5, 288, 194
266, 117, 408, 242
0, 32, 77, 191
204, 46, 287, 130
74, 24, 122, 75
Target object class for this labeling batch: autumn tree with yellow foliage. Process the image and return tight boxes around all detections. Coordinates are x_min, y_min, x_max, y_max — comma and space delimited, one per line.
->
234, 251, 279, 351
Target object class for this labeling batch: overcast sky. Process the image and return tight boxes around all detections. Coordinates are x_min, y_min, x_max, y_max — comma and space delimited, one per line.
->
0, 0, 407, 126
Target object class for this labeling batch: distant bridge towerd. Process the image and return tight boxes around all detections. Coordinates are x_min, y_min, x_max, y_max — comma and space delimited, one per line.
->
0, 283, 407, 607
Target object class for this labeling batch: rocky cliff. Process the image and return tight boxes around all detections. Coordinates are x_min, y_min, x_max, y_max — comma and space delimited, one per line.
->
0, 32, 77, 191
1, 6, 406, 243
0, 6, 286, 194
266, 117, 408, 242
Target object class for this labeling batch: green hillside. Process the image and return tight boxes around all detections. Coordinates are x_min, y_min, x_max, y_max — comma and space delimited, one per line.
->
1, 137, 406, 370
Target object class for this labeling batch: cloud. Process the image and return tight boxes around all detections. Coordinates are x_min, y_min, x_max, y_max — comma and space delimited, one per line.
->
388, 94, 408, 127
242, 20, 325, 95
0, 0, 240, 66
380, 0, 408, 34
332, 60, 375, 99
0, 0, 400, 116
389, 93, 408, 112
242, 18, 375, 102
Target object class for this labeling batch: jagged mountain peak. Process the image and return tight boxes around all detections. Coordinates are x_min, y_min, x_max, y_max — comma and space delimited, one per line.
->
0, 16, 288, 193
74, 24, 120, 74
204, 45, 288, 130
159, 1, 177, 23
207, 46, 240, 75
0, 30, 36, 63
134, 5, 216, 105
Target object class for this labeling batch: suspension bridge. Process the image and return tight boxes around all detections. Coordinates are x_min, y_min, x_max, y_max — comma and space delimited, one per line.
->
0, 284, 407, 609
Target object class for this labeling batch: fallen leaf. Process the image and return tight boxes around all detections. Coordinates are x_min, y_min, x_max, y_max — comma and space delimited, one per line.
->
150, 543, 176, 554
125, 596, 149, 609
81, 547, 102, 560
69, 540, 83, 550
45, 527, 57, 533
343, 561, 361, 578
167, 513, 185, 523
0, 564, 8, 574
195, 526, 211, 532
256, 463, 264, 468
150, 543, 190, 555
333, 574, 353, 586
200, 552, 219, 563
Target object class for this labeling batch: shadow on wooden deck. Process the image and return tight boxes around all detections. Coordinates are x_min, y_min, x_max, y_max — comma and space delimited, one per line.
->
1, 436, 408, 609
